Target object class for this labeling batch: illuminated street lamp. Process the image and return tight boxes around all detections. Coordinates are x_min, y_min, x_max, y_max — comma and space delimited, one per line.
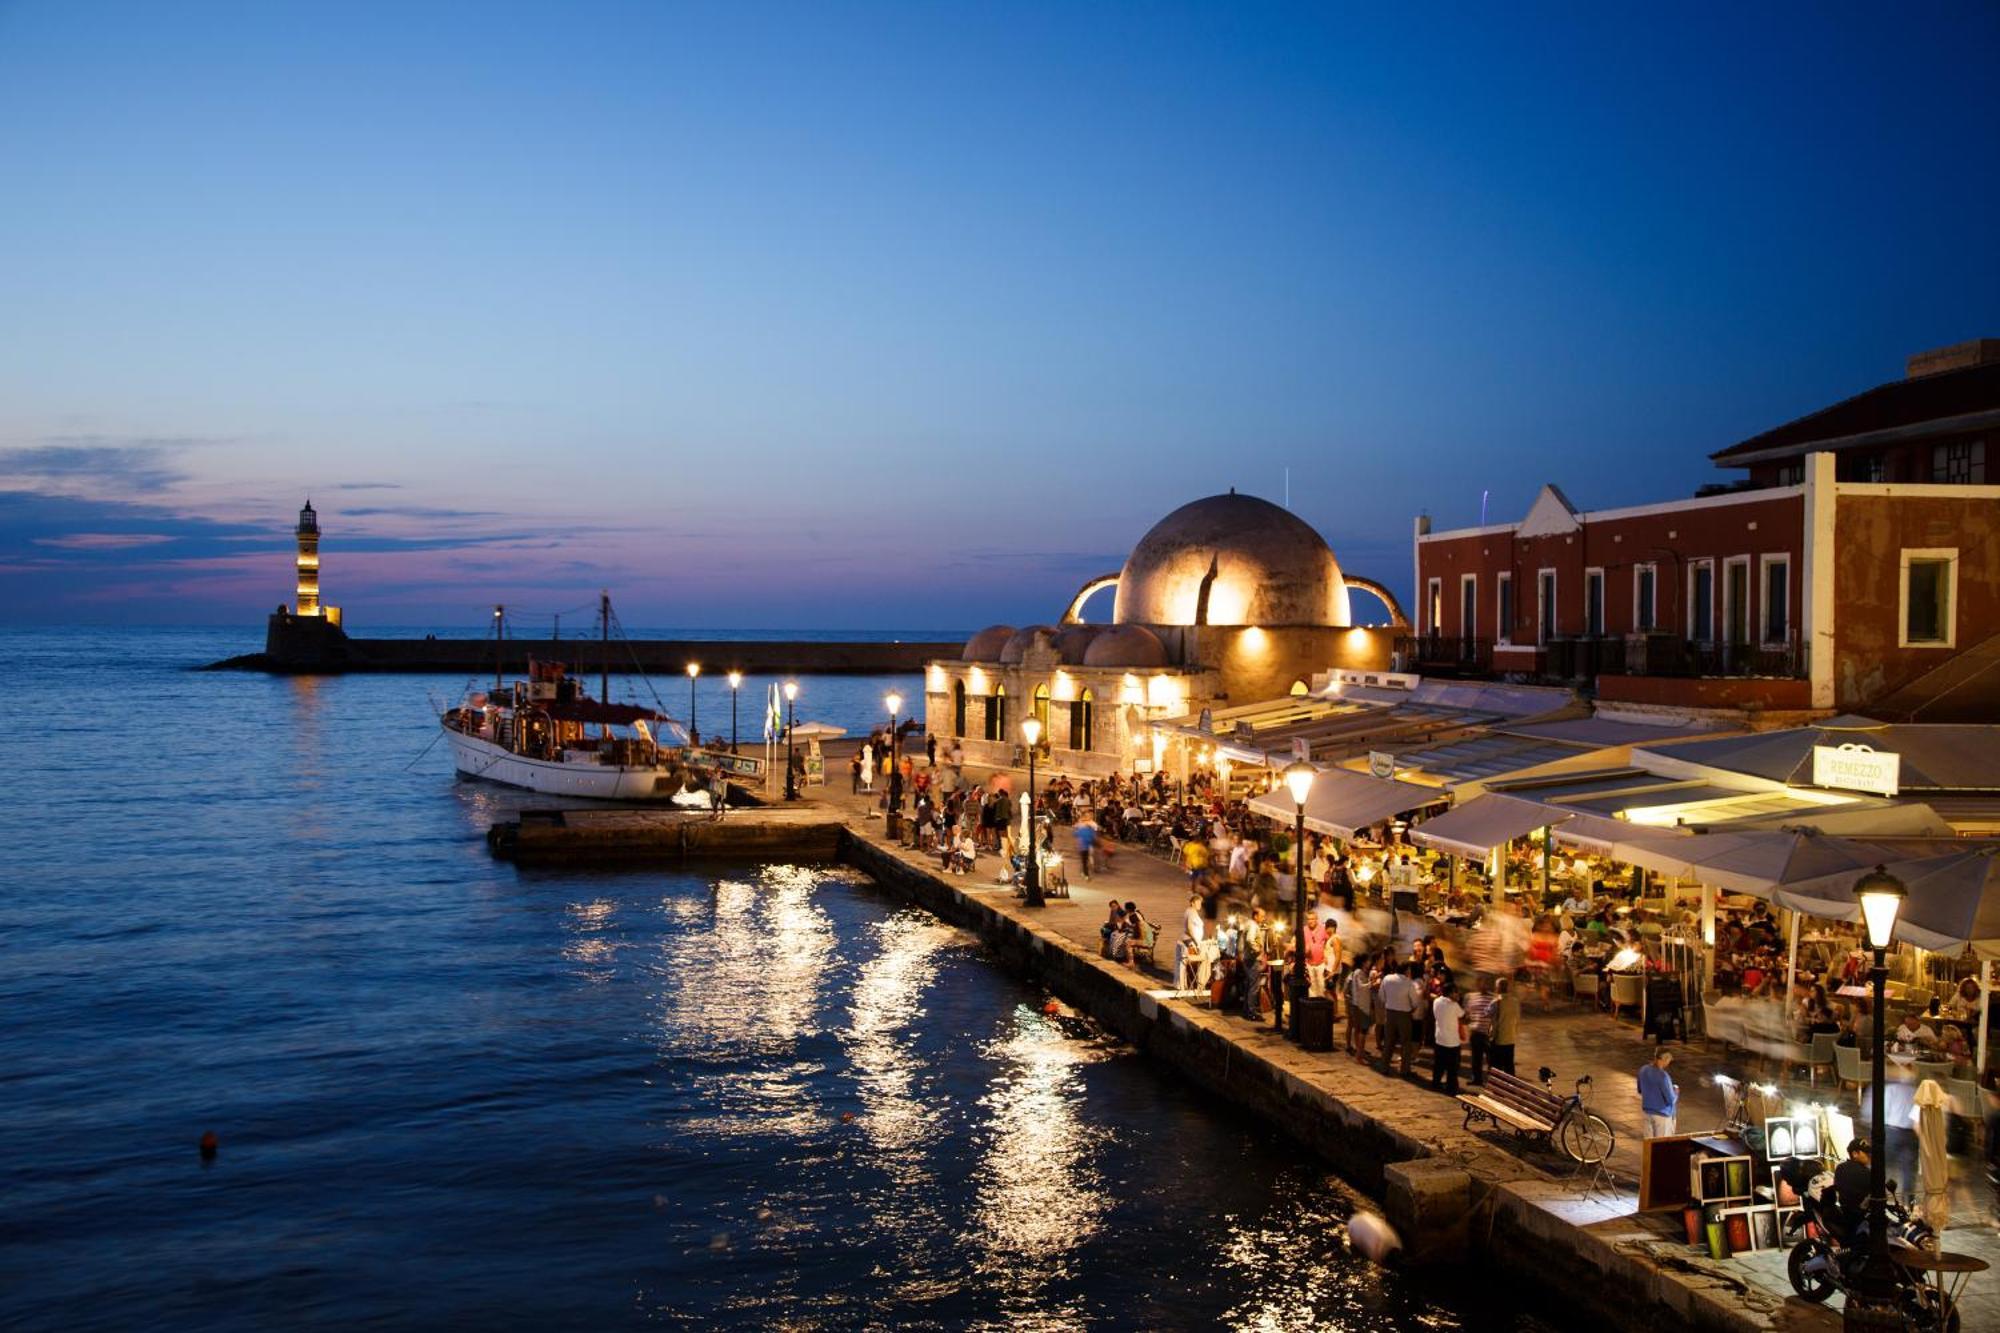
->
727, 670, 743, 752
1845, 865, 1907, 1331
1021, 716, 1043, 907
686, 662, 701, 744
1283, 760, 1317, 1041
885, 690, 904, 813
783, 680, 800, 801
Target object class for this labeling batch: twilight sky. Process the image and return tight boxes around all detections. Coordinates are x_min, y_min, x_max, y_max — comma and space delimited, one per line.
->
1, 2, 1995, 631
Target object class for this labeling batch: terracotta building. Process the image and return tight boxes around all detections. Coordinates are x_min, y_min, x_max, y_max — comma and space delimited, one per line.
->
1409, 340, 2000, 719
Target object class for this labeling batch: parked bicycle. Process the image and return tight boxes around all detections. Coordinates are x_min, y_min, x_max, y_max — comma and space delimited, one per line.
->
1539, 1067, 1616, 1165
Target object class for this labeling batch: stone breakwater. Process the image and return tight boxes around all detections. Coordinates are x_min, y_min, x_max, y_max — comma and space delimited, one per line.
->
203, 635, 958, 676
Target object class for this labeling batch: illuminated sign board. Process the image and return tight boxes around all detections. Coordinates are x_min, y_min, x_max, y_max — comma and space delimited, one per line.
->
1811, 743, 1900, 797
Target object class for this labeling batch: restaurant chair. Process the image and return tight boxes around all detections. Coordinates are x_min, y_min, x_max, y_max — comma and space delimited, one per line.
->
1806, 1031, 1836, 1088
1785, 1039, 1815, 1085
1609, 972, 1643, 1019
1945, 1077, 1986, 1151
1573, 971, 1599, 1006
1833, 1043, 1867, 1092
1914, 1059, 1954, 1087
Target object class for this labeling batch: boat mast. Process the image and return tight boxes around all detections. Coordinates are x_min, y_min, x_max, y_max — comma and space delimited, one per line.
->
493, 603, 504, 690
600, 590, 610, 705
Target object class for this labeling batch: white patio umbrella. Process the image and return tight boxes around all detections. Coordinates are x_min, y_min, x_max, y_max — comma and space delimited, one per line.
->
1912, 1078, 1951, 1236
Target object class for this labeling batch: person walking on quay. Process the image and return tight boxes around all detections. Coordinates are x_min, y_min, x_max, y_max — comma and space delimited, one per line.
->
1431, 983, 1466, 1098
1488, 978, 1519, 1077
850, 749, 863, 794
1463, 977, 1496, 1086
1638, 1048, 1679, 1138
1239, 907, 1268, 1021
1074, 812, 1098, 879
926, 733, 936, 767
1345, 954, 1376, 1061
1378, 961, 1419, 1078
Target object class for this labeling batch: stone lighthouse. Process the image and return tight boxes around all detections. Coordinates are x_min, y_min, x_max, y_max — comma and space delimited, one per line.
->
295, 499, 321, 617
265, 499, 347, 667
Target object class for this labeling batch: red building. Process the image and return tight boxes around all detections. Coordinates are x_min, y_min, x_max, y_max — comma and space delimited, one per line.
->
1409, 339, 2000, 719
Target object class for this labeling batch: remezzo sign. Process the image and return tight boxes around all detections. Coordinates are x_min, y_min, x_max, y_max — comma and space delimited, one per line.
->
1811, 743, 1900, 797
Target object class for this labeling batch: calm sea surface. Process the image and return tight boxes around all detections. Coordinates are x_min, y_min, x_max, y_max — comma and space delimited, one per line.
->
2, 627, 1541, 1331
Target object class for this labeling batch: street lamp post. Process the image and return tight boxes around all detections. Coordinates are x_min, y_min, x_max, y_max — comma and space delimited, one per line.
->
1845, 864, 1907, 1331
1283, 761, 1317, 1042
1021, 717, 1043, 907
885, 691, 903, 812
783, 681, 799, 801
727, 670, 742, 753
686, 662, 701, 744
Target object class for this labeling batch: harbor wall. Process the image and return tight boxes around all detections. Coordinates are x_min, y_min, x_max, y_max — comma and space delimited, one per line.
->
837, 832, 1779, 1333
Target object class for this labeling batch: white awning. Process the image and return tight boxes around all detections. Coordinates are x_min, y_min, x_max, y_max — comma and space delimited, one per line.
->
1246, 768, 1445, 839
1775, 849, 2000, 956
1410, 795, 1568, 858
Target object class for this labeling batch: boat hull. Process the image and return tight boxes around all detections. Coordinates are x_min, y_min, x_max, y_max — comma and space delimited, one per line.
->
444, 728, 676, 800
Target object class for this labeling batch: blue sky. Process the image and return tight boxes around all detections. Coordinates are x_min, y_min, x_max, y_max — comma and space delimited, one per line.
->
1, 1, 1995, 629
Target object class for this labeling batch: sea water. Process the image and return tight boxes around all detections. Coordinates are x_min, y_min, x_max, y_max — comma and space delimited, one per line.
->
0, 627, 1540, 1330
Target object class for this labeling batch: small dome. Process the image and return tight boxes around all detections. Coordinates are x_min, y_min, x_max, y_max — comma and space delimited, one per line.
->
1052, 624, 1102, 663
1083, 623, 1169, 668
999, 624, 1059, 664
1113, 491, 1349, 628
962, 624, 1015, 661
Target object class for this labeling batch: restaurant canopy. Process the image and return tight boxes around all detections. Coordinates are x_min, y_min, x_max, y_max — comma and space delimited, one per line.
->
1772, 849, 2000, 956
1246, 767, 1445, 839
1410, 794, 1569, 858
1673, 829, 1925, 901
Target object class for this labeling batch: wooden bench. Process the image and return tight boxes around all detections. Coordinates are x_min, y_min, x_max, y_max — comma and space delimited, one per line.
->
1457, 1068, 1566, 1146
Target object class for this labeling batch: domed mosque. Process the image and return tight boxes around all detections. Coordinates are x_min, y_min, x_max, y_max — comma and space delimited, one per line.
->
927, 490, 1407, 776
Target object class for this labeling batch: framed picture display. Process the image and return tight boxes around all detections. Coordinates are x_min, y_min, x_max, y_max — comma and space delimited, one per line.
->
1763, 1116, 1797, 1159
1719, 1206, 1754, 1256
1748, 1205, 1781, 1252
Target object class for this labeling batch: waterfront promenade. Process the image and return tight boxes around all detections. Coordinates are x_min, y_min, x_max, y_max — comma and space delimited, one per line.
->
807, 746, 2000, 1333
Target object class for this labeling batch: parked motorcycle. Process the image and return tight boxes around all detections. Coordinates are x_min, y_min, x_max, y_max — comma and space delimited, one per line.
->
1786, 1171, 1958, 1332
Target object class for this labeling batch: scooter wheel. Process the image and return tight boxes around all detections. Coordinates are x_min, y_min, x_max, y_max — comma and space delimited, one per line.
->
1786, 1241, 1836, 1303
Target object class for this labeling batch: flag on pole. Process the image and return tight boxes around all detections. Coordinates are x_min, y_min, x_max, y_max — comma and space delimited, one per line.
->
764, 684, 780, 741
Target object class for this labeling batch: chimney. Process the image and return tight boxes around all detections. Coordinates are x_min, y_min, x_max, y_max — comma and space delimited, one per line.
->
1906, 338, 2000, 378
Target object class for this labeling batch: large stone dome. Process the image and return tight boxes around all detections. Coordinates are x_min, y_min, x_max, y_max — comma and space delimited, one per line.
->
1112, 491, 1350, 628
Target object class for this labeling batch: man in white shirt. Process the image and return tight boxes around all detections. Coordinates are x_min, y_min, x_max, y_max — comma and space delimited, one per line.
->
1377, 963, 1419, 1078
1227, 838, 1252, 884
1431, 985, 1466, 1097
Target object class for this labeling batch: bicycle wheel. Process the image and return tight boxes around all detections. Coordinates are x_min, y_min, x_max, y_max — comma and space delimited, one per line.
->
1560, 1112, 1615, 1164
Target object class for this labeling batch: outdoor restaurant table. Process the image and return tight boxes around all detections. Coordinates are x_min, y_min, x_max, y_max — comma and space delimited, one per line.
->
1891, 1247, 1988, 1332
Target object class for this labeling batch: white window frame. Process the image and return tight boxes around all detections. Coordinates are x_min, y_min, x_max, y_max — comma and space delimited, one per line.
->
1425, 577, 1443, 637
1458, 573, 1477, 640
1537, 567, 1558, 646
1632, 562, 1657, 633
1898, 547, 1959, 648
1721, 554, 1752, 648
1583, 566, 1605, 639
1687, 558, 1715, 644
1495, 572, 1513, 646
1759, 554, 1791, 647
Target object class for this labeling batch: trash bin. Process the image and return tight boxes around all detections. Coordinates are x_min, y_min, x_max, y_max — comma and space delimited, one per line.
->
1298, 996, 1336, 1051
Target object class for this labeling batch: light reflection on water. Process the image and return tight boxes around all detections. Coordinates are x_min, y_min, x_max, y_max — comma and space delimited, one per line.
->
2, 628, 1548, 1331
967, 1010, 1109, 1330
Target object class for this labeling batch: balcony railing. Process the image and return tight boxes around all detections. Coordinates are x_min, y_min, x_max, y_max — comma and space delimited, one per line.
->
1398, 632, 1805, 682
1396, 634, 1492, 675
